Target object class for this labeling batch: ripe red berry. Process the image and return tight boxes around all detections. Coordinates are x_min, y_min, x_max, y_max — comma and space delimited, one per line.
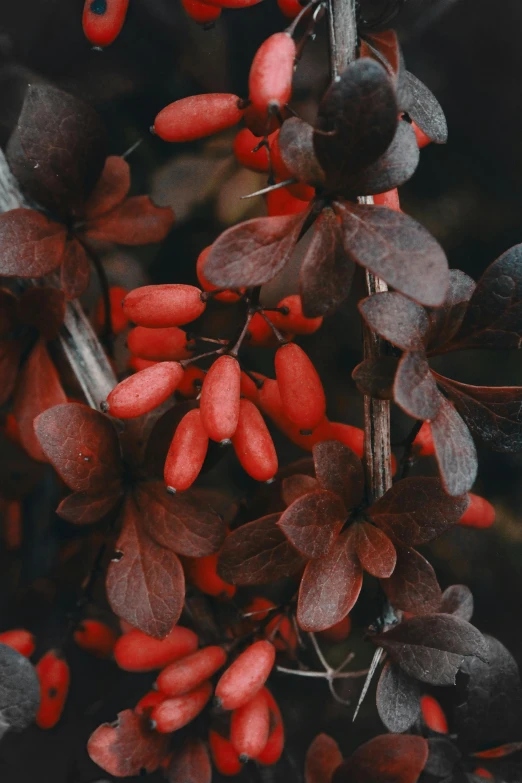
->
245, 313, 281, 347
200, 355, 241, 443
318, 615, 351, 643
36, 650, 70, 729
240, 371, 260, 401
196, 0, 262, 7
373, 189, 401, 211
233, 128, 270, 173
256, 688, 284, 764
184, 554, 237, 598
73, 619, 117, 658
277, 0, 303, 17
95, 286, 129, 334
82, 0, 129, 47
244, 598, 296, 652
275, 343, 326, 432
244, 104, 282, 138
123, 284, 206, 328
215, 640, 276, 710
177, 366, 206, 398
157, 646, 227, 696
473, 769, 494, 780
135, 690, 166, 716
459, 493, 495, 529
255, 376, 324, 450
151, 680, 213, 733
209, 730, 243, 775
127, 326, 192, 361
128, 356, 156, 372
267, 295, 323, 335
196, 246, 243, 303
420, 695, 448, 734
164, 409, 209, 492
325, 422, 365, 458
0, 629, 35, 657
114, 625, 198, 671
412, 121, 432, 148
231, 689, 270, 760
414, 421, 435, 456
248, 33, 296, 116
154, 95, 244, 142
266, 185, 310, 216
232, 399, 278, 482
181, 0, 221, 23
105, 361, 184, 418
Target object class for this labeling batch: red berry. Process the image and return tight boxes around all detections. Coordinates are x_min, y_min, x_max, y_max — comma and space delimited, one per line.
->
420, 695, 448, 734
127, 326, 192, 361
215, 640, 275, 710
233, 128, 270, 173
181, 0, 221, 23
255, 376, 323, 450
240, 371, 260, 401
232, 399, 278, 482
36, 650, 70, 729
209, 730, 243, 775
413, 421, 434, 456
473, 769, 494, 780
154, 95, 244, 142
151, 680, 213, 733
135, 690, 165, 716
164, 409, 209, 492
177, 366, 206, 398
128, 356, 156, 372
275, 343, 326, 432
277, 0, 303, 17
412, 121, 432, 148
243, 104, 282, 138
231, 690, 270, 760
325, 422, 364, 458
197, 246, 243, 303
256, 688, 284, 764
200, 355, 241, 443
95, 286, 129, 334
267, 295, 323, 335
106, 361, 184, 418
245, 313, 281, 347
459, 494, 495, 529
0, 629, 35, 657
318, 615, 351, 643
248, 33, 296, 116
114, 625, 198, 671
185, 554, 237, 598
82, 0, 129, 47
373, 189, 401, 211
73, 620, 117, 658
157, 646, 227, 697
266, 186, 309, 216
244, 598, 296, 652
123, 284, 206, 328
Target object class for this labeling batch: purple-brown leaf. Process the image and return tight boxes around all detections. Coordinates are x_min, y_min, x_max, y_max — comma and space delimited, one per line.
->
60, 237, 91, 300
0, 209, 66, 278
333, 734, 428, 783
278, 490, 345, 559
359, 291, 429, 350
87, 709, 169, 776
281, 474, 319, 507
353, 522, 396, 578
401, 71, 448, 144
439, 584, 474, 622
57, 488, 123, 525
352, 356, 399, 400
380, 546, 442, 615
313, 440, 365, 510
278, 118, 325, 186
430, 396, 478, 496
86, 196, 175, 245
425, 269, 475, 352
167, 738, 212, 783
305, 734, 343, 783
376, 660, 420, 733
394, 350, 442, 420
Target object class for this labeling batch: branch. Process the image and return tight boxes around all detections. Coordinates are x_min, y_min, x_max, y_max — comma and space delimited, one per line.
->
0, 148, 117, 409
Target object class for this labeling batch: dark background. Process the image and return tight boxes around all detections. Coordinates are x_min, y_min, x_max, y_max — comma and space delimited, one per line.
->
0, 0, 521, 780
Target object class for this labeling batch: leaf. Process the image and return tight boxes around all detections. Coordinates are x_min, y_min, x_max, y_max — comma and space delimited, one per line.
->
0, 339, 20, 406
336, 202, 449, 307
375, 613, 488, 686
359, 292, 429, 350
455, 635, 522, 749
297, 529, 363, 631
353, 522, 396, 578
401, 71, 448, 144
87, 709, 169, 776
425, 269, 476, 352
278, 490, 345, 559
313, 440, 365, 510
136, 480, 226, 558
376, 660, 420, 733
299, 207, 355, 318
0, 643, 40, 736
439, 584, 474, 622
204, 212, 308, 289
352, 356, 399, 399
34, 403, 123, 494
394, 351, 443, 421
106, 496, 185, 638
167, 738, 212, 783
0, 288, 18, 336
17, 287, 65, 340
278, 118, 325, 186
380, 546, 441, 615
86, 195, 175, 245
57, 487, 123, 525
218, 514, 306, 585
305, 734, 343, 783
60, 237, 91, 300
13, 340, 67, 462
7, 84, 107, 218
84, 155, 131, 219
333, 734, 428, 783
370, 477, 469, 545
281, 474, 320, 507
0, 209, 66, 277
423, 738, 461, 778
437, 375, 522, 453
430, 396, 478, 496
360, 30, 401, 82
456, 243, 522, 349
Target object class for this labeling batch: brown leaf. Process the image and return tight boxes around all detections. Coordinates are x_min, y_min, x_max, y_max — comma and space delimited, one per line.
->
352, 356, 398, 399
394, 350, 442, 420
345, 120, 419, 196
376, 661, 420, 734
17, 287, 65, 340
87, 709, 169, 777
278, 490, 345, 559
353, 522, 396, 578
425, 269, 475, 352
313, 440, 365, 510
86, 196, 175, 245
281, 474, 320, 507
305, 734, 343, 783
333, 734, 428, 783
430, 396, 478, 496
0, 209, 66, 278
380, 546, 441, 615
167, 738, 212, 783
57, 488, 123, 525
204, 212, 308, 289
358, 292, 430, 350
439, 584, 474, 622
0, 288, 18, 336
402, 70, 448, 144
278, 118, 325, 186
60, 237, 91, 299
84, 156, 131, 219
107, 496, 185, 638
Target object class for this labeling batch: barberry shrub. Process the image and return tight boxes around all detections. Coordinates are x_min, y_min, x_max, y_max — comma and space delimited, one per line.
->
0, 1, 521, 782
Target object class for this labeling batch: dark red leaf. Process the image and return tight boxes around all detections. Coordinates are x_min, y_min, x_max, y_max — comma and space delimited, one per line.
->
87, 709, 169, 777
204, 212, 308, 289
370, 477, 469, 545
375, 613, 488, 686
0, 288, 18, 336
353, 522, 396, 578
218, 514, 306, 585
7, 84, 107, 218
394, 351, 442, 420
376, 660, 420, 733
361, 30, 401, 82
34, 402, 123, 494
305, 734, 343, 783
86, 195, 174, 245
358, 292, 429, 350
278, 118, 325, 186
167, 738, 212, 783
430, 396, 478, 496
136, 480, 226, 558
106, 496, 185, 638
380, 546, 441, 615
352, 356, 398, 399
13, 340, 67, 462
57, 487, 123, 525
425, 269, 475, 352
0, 209, 66, 277
0, 339, 20, 406
439, 584, 474, 622
17, 287, 65, 340
313, 440, 365, 510
297, 529, 363, 631
281, 474, 320, 507
84, 155, 131, 219
336, 202, 448, 307
60, 237, 90, 300
333, 734, 428, 783
278, 490, 345, 559
401, 71, 448, 144
299, 207, 355, 318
